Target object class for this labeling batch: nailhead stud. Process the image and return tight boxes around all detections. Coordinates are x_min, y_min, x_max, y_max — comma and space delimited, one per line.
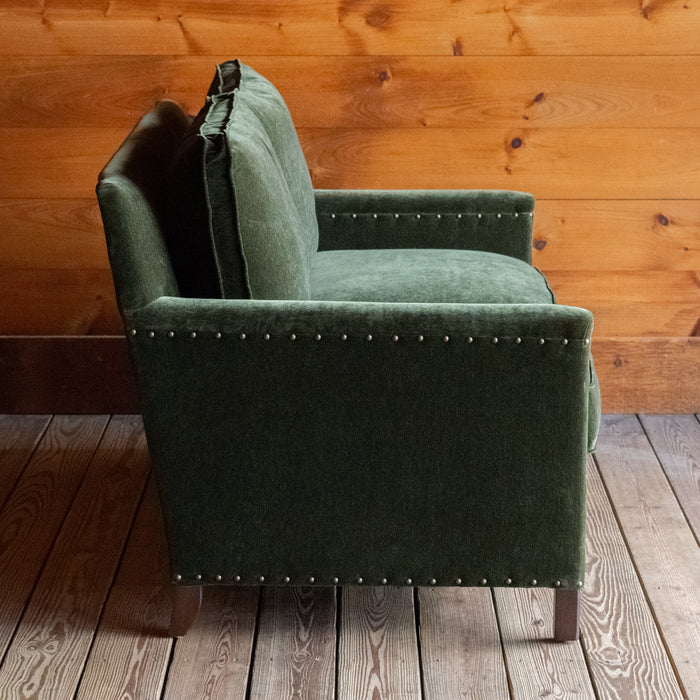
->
330, 213, 336, 219
436, 213, 441, 219
577, 581, 584, 588
216, 574, 222, 581
539, 338, 546, 345
505, 578, 513, 585
263, 333, 271, 341
130, 329, 137, 336
417, 335, 424, 342
283, 576, 290, 583
309, 577, 315, 584
562, 339, 569, 345
332, 577, 339, 584
429, 578, 437, 585
352, 213, 357, 219
340, 333, 348, 341
239, 333, 246, 340
195, 574, 202, 581
467, 337, 474, 343
585, 338, 591, 345
443, 335, 450, 342
258, 576, 265, 583
554, 580, 561, 587
416, 214, 421, 219
366, 334, 373, 341
394, 213, 400, 219
215, 332, 222, 339
147, 331, 154, 338
480, 578, 488, 585
373, 213, 378, 219
234, 575, 241, 582
315, 333, 322, 341
381, 578, 388, 585
515, 337, 522, 344
392, 334, 399, 342
168, 331, 175, 338
175, 574, 182, 582
531, 579, 538, 586
492, 337, 499, 344
406, 578, 413, 585
190, 332, 197, 338
514, 212, 519, 218
477, 213, 482, 219
290, 333, 297, 341
497, 213, 502, 218
357, 577, 363, 584
457, 214, 462, 219
455, 578, 463, 585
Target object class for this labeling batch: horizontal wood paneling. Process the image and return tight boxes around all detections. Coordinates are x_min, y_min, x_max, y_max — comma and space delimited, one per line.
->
1, 1, 700, 56
3, 198, 697, 273
4, 126, 700, 200
1, 0, 699, 410
1, 336, 698, 414
0, 269, 120, 335
0, 268, 697, 337
533, 200, 700, 272
5, 56, 700, 129
299, 127, 700, 197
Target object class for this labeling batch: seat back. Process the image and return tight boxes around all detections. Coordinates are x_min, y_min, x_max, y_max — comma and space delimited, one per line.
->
97, 100, 189, 313
168, 60, 319, 301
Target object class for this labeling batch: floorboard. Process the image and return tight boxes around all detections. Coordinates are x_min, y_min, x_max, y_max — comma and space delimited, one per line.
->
249, 587, 336, 699
582, 456, 684, 699
0, 414, 697, 699
595, 415, 700, 699
0, 416, 148, 699
494, 587, 596, 699
418, 587, 509, 699
0, 415, 50, 509
163, 587, 259, 700
639, 414, 700, 540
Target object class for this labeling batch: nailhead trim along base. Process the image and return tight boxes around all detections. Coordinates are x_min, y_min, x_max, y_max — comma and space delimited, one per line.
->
172, 573, 584, 588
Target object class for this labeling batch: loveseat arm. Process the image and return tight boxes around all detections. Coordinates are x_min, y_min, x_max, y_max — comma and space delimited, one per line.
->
125, 296, 595, 590
315, 189, 534, 263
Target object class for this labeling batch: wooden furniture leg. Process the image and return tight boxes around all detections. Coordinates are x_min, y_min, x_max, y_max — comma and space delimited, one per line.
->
169, 585, 202, 637
554, 589, 581, 642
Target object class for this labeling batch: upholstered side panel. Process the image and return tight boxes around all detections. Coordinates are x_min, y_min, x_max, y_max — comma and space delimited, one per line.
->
126, 297, 592, 590
314, 189, 535, 263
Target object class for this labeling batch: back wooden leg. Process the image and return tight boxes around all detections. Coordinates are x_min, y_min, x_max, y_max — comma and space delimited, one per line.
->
169, 585, 202, 637
554, 589, 581, 642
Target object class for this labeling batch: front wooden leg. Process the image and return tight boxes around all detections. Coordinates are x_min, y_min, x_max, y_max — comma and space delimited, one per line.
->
169, 585, 202, 637
554, 589, 581, 642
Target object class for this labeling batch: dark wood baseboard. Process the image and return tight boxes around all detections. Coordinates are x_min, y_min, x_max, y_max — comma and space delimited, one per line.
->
0, 336, 698, 414
0, 336, 139, 414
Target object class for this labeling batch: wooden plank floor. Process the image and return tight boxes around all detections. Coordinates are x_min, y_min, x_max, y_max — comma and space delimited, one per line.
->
0, 414, 698, 699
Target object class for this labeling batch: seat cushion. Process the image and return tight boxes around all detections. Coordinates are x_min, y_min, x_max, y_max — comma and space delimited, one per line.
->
310, 249, 555, 304
167, 60, 318, 300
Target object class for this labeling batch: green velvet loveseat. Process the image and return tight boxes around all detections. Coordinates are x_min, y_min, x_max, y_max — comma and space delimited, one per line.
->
97, 60, 600, 641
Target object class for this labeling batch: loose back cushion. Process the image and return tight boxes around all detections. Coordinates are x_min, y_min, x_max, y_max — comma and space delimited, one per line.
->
167, 60, 318, 300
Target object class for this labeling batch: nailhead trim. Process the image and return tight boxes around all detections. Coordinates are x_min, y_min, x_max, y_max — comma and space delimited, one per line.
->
172, 573, 577, 588
324, 211, 533, 219
137, 331, 588, 345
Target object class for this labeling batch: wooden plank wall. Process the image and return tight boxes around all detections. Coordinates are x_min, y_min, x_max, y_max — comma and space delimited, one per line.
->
0, 0, 699, 412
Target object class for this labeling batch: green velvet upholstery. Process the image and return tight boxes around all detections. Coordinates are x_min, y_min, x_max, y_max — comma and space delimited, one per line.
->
311, 249, 554, 304
97, 62, 600, 608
